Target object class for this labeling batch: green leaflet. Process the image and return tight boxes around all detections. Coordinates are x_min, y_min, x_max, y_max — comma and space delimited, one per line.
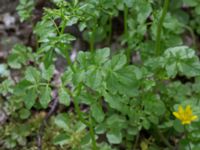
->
24, 87, 37, 109
40, 86, 52, 108
59, 87, 71, 106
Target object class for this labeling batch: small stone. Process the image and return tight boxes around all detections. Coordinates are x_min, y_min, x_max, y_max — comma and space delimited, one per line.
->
0, 109, 7, 125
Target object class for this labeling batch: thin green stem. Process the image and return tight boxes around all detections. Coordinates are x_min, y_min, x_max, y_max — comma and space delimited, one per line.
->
90, 27, 96, 54
125, 138, 132, 150
74, 97, 90, 126
61, 19, 67, 34
39, 83, 49, 86
124, 5, 128, 38
90, 34, 94, 52
89, 114, 98, 150
61, 6, 66, 34
90, 17, 97, 53
60, 42, 72, 67
181, 24, 196, 48
157, 128, 173, 149
184, 126, 192, 150
66, 86, 90, 126
49, 15, 73, 69
107, 16, 112, 44
124, 5, 131, 63
66, 85, 98, 150
196, 99, 200, 106
60, 16, 76, 71
133, 132, 140, 149
155, 0, 170, 56
50, 17, 61, 35
90, 18, 97, 64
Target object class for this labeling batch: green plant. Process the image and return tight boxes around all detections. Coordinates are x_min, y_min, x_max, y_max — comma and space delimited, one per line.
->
2, 0, 200, 149
16, 0, 35, 22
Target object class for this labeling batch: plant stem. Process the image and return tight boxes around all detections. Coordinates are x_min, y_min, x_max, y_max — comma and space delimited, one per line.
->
90, 17, 97, 53
126, 138, 132, 150
60, 19, 76, 72
124, 4, 131, 63
66, 86, 97, 149
90, 19, 97, 64
90, 36, 94, 53
66, 86, 90, 126
155, 0, 170, 56
61, 6, 66, 34
89, 114, 98, 150
73, 96, 90, 126
107, 16, 112, 44
196, 99, 200, 106
61, 19, 66, 34
124, 5, 128, 38
184, 126, 192, 150
182, 24, 196, 48
157, 128, 173, 149
133, 132, 140, 149
51, 18, 61, 34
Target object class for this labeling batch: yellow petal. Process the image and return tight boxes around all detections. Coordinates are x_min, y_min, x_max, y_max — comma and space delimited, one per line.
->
173, 112, 181, 120
178, 105, 184, 114
185, 105, 192, 115
191, 115, 198, 121
182, 120, 191, 125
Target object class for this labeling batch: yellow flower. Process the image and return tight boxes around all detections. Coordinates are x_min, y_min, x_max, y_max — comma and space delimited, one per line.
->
173, 105, 198, 125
